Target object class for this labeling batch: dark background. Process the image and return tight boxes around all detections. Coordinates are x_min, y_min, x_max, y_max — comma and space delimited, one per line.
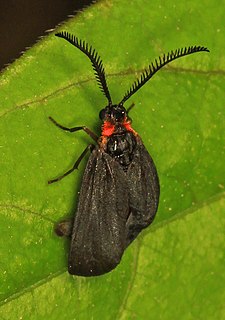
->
0, 0, 94, 71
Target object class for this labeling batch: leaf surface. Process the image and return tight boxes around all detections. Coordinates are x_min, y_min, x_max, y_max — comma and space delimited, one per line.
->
0, 0, 224, 319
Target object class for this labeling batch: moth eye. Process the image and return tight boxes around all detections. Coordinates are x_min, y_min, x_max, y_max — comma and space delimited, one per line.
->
99, 109, 106, 120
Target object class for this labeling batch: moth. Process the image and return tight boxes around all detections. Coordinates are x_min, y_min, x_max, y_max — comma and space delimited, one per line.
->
49, 31, 209, 276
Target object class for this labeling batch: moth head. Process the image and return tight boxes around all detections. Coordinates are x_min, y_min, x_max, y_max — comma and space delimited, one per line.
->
99, 104, 127, 123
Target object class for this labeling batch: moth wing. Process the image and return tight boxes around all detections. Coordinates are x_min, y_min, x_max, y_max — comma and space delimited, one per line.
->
69, 148, 129, 276
126, 139, 160, 246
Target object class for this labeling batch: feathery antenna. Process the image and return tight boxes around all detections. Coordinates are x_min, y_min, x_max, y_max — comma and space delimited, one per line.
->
55, 31, 112, 105
119, 46, 209, 105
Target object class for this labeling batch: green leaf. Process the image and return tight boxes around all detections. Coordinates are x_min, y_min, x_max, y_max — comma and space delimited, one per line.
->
0, 0, 224, 319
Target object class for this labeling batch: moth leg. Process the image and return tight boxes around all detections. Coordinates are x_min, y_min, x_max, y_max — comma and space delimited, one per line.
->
48, 144, 95, 184
55, 218, 73, 237
49, 116, 98, 142
126, 103, 135, 122
126, 102, 135, 115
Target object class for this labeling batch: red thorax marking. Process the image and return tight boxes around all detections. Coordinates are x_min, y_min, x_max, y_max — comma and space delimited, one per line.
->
102, 121, 115, 136
102, 120, 136, 137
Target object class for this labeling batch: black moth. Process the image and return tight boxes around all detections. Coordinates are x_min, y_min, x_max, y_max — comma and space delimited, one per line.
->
49, 31, 209, 276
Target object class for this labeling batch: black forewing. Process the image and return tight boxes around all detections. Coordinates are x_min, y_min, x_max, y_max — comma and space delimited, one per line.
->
68, 148, 129, 276
126, 138, 160, 246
